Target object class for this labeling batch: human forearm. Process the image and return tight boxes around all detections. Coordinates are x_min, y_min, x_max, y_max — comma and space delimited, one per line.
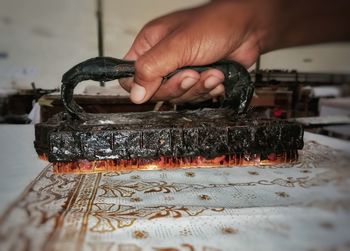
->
261, 0, 350, 52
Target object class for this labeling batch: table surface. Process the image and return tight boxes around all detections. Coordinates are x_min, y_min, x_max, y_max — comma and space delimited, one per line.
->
0, 125, 46, 213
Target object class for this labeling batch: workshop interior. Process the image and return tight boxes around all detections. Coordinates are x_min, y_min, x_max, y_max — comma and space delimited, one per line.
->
1, 2, 350, 138
1, 0, 350, 251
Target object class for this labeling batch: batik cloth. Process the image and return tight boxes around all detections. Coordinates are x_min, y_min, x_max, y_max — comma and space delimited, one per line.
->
1, 141, 350, 251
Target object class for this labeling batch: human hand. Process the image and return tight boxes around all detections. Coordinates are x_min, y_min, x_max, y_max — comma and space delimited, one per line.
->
119, 0, 350, 104
119, 0, 267, 104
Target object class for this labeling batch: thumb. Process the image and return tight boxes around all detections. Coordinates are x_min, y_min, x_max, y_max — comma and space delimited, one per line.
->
130, 34, 185, 104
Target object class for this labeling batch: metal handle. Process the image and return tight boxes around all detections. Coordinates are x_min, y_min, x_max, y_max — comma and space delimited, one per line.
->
61, 57, 254, 120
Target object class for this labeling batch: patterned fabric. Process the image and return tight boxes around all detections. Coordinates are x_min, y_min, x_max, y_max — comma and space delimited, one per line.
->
0, 141, 350, 251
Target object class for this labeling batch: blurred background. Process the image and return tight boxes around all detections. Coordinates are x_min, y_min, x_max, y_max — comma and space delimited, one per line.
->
0, 0, 349, 139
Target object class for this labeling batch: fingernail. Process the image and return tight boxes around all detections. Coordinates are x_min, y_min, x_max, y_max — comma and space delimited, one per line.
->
204, 76, 222, 89
130, 84, 146, 103
181, 77, 197, 90
209, 85, 225, 96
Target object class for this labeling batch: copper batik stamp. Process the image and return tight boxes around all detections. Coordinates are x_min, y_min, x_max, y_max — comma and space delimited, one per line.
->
34, 57, 303, 173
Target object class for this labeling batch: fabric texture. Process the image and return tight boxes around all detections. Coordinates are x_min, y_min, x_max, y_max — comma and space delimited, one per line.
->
0, 141, 350, 251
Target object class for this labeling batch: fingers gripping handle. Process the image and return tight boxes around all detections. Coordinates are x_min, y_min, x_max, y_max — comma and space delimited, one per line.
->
168, 61, 254, 113
61, 57, 253, 120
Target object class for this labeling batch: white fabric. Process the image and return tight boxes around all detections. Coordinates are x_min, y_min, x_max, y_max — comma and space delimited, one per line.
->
311, 86, 342, 97
28, 102, 41, 124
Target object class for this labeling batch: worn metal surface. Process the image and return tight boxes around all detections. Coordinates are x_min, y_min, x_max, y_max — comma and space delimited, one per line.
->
35, 57, 303, 166
34, 109, 304, 163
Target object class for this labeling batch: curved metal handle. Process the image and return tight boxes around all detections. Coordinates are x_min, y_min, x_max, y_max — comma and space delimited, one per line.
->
61, 57, 254, 120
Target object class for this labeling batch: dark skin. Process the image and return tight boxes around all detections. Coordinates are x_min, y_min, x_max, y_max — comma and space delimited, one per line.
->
119, 0, 350, 104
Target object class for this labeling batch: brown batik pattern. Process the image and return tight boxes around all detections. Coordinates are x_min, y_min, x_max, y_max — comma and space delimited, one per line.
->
0, 141, 350, 251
